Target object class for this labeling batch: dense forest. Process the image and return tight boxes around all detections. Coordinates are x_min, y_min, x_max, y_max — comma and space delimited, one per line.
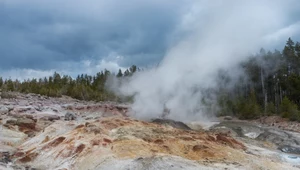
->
215, 37, 300, 121
1, 37, 300, 121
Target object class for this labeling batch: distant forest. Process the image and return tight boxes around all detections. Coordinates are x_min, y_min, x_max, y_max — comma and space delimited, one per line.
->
0, 65, 139, 102
1, 37, 300, 121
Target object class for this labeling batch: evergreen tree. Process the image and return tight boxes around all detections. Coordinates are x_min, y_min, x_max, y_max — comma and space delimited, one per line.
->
124, 69, 130, 76
283, 37, 297, 75
129, 65, 137, 74
0, 77, 3, 88
295, 42, 300, 57
116, 69, 123, 77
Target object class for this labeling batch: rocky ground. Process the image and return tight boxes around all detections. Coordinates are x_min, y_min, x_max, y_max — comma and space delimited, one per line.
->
0, 92, 300, 170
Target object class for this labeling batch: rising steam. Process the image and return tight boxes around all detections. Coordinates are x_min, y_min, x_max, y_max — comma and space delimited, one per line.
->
115, 1, 294, 121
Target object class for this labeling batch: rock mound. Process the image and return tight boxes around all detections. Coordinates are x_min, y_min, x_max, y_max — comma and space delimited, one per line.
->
151, 118, 192, 130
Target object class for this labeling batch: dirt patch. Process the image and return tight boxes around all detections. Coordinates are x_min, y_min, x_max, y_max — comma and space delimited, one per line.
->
216, 134, 245, 150
43, 136, 66, 149
14, 152, 25, 157
41, 136, 50, 143
18, 152, 38, 163
192, 144, 209, 151
74, 144, 85, 154
103, 138, 112, 143
154, 139, 164, 144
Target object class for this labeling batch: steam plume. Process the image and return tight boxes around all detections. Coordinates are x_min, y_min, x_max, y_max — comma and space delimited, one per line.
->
117, 0, 294, 121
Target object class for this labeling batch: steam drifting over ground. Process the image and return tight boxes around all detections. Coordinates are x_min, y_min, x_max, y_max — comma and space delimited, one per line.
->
116, 1, 295, 121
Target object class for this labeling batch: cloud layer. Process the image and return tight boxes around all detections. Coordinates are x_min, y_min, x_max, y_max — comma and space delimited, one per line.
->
1, 0, 300, 79
1, 0, 188, 72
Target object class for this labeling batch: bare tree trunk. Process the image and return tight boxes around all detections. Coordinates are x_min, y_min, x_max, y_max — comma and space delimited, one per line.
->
275, 80, 278, 114
280, 86, 283, 103
261, 67, 267, 116
265, 92, 267, 114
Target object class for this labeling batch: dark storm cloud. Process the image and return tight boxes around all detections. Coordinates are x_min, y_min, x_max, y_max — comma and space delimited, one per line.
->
0, 0, 187, 69
1, 0, 300, 79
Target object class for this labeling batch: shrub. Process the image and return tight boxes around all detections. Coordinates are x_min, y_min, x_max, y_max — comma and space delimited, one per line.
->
279, 96, 300, 121
236, 91, 261, 119
266, 102, 276, 116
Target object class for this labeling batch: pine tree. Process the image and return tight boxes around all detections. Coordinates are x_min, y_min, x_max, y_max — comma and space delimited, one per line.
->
116, 69, 123, 77
295, 42, 300, 57
283, 37, 297, 75
124, 69, 130, 77
129, 65, 137, 74
0, 77, 3, 88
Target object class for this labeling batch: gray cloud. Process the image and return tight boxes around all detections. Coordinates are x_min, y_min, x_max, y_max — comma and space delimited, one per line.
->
0, 0, 300, 78
0, 0, 187, 70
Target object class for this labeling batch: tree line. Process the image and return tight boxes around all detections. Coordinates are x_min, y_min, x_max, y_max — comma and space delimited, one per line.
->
0, 65, 138, 102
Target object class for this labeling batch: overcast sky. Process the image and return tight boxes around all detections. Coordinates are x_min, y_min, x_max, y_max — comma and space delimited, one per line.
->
1, 0, 300, 80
